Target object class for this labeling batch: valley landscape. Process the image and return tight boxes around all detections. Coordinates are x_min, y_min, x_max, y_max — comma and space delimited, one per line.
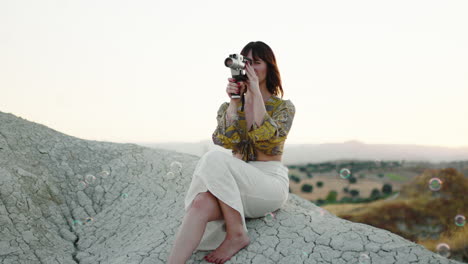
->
287, 160, 468, 262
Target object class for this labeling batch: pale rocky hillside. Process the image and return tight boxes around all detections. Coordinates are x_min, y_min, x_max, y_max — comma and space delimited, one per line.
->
0, 111, 463, 264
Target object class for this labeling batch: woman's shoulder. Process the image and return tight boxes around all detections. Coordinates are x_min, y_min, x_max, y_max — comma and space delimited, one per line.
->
216, 101, 230, 115
218, 101, 233, 108
271, 96, 295, 110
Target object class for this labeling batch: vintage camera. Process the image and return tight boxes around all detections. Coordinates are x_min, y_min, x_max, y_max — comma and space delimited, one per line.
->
224, 54, 252, 98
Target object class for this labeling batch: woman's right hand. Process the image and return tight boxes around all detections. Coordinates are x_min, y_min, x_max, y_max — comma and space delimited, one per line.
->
226, 78, 246, 104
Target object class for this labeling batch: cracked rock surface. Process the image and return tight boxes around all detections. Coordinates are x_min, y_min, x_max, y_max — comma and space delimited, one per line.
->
0, 111, 464, 264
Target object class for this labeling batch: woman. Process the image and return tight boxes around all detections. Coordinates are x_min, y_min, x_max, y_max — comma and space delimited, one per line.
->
167, 41, 295, 264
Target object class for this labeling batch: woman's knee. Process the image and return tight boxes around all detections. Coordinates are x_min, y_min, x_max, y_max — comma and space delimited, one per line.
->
190, 191, 223, 221
191, 192, 217, 212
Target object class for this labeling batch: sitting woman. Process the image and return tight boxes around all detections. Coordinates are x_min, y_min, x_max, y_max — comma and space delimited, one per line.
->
167, 40, 296, 264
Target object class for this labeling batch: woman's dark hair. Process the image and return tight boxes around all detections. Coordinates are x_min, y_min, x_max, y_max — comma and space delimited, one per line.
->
240, 41, 284, 98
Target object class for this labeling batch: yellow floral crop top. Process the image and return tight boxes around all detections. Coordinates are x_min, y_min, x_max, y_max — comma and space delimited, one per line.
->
212, 95, 295, 162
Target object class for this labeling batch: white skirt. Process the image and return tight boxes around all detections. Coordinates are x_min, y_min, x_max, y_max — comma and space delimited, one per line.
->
184, 149, 289, 251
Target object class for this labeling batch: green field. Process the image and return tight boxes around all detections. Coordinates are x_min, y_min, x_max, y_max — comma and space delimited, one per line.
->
384, 173, 406, 182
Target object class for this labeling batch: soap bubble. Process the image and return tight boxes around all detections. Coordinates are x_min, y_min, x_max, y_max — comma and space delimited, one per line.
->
428, 178, 442, 191
78, 181, 88, 190
358, 253, 371, 264
72, 219, 82, 226
166, 171, 175, 180
455, 215, 465, 227
436, 243, 450, 258
318, 207, 328, 217
98, 170, 110, 178
85, 174, 96, 185
170, 161, 183, 173
339, 168, 351, 179
121, 193, 129, 199
263, 212, 276, 223
83, 217, 94, 225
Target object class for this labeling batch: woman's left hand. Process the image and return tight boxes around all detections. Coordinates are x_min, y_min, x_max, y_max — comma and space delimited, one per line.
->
243, 62, 260, 94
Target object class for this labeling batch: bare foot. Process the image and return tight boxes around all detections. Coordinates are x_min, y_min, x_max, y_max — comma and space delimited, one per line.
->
204, 233, 250, 264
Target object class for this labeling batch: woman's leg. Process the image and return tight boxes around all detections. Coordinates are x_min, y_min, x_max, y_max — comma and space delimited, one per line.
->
217, 199, 246, 238
167, 191, 223, 264
205, 199, 250, 263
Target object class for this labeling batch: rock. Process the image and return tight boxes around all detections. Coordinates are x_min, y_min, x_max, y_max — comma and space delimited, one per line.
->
0, 111, 464, 264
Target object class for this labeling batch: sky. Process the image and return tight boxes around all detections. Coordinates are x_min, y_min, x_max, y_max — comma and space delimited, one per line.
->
1, 0, 467, 148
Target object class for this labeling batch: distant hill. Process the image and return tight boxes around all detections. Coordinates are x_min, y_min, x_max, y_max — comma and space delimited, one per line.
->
134, 139, 468, 165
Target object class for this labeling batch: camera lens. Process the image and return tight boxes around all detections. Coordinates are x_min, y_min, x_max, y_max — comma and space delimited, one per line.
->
224, 58, 233, 67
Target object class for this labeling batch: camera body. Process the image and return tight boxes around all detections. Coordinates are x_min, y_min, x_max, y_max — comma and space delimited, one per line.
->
224, 54, 252, 98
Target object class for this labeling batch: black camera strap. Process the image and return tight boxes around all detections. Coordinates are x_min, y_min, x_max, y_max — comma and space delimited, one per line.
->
241, 92, 245, 112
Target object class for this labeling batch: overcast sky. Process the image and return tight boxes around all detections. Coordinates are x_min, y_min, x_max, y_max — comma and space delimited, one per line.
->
1, 0, 467, 148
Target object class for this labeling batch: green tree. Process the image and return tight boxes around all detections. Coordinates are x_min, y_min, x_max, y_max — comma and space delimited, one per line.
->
316, 199, 325, 206
382, 183, 393, 194
301, 184, 313, 193
370, 188, 381, 198
290, 175, 301, 183
316, 181, 324, 188
350, 189, 360, 197
340, 197, 352, 203
326, 190, 338, 203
